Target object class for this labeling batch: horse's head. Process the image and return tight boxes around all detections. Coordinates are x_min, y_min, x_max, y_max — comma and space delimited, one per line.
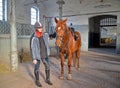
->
54, 17, 68, 47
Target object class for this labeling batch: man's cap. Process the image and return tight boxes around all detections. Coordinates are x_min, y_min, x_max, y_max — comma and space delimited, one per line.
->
34, 22, 42, 28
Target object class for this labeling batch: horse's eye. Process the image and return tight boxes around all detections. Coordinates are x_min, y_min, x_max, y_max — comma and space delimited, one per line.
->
58, 27, 61, 30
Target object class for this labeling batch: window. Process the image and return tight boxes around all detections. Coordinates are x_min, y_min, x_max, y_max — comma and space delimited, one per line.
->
0, 0, 7, 21
31, 7, 39, 25
100, 17, 117, 26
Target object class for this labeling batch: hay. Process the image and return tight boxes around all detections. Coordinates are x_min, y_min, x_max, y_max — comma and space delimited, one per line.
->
0, 52, 31, 73
0, 61, 10, 73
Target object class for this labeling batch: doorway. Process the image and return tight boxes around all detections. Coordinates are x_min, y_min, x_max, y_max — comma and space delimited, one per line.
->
89, 15, 117, 48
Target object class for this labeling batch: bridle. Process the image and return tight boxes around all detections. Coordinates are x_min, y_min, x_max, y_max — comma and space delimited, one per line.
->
56, 27, 69, 48
56, 29, 65, 46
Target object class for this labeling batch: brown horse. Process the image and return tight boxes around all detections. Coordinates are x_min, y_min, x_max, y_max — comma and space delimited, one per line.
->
54, 18, 82, 80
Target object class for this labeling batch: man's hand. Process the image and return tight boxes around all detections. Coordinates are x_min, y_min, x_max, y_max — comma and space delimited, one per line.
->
33, 59, 37, 64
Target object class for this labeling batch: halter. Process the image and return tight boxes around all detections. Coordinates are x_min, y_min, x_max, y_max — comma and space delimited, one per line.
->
56, 28, 65, 46
57, 27, 66, 37
56, 27, 70, 49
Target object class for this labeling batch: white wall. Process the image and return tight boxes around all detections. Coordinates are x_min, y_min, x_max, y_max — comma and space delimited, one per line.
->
0, 35, 10, 65
7, 0, 46, 24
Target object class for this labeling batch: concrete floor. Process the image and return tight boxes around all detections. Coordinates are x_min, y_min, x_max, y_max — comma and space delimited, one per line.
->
0, 49, 120, 88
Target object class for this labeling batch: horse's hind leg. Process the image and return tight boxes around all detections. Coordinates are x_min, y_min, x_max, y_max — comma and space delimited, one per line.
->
76, 48, 81, 70
72, 52, 77, 67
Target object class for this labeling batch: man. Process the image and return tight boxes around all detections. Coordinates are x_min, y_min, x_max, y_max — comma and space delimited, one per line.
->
69, 23, 77, 40
30, 22, 53, 87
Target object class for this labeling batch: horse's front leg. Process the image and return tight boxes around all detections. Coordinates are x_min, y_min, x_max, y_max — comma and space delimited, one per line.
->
68, 53, 72, 80
59, 52, 65, 79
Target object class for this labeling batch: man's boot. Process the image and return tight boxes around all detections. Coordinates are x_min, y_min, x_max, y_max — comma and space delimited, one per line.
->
45, 70, 53, 85
34, 71, 42, 87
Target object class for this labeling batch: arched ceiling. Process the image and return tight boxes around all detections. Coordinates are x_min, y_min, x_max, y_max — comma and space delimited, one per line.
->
42, 0, 120, 17
24, 0, 120, 18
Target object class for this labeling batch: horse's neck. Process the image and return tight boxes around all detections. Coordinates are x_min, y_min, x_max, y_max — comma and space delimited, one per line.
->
65, 27, 72, 38
64, 27, 69, 38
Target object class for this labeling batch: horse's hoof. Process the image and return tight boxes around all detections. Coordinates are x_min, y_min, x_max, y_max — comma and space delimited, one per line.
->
67, 74, 72, 80
59, 76, 64, 80
77, 67, 80, 70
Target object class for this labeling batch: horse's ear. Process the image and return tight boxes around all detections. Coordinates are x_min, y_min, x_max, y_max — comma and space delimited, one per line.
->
63, 18, 67, 24
55, 17, 58, 23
